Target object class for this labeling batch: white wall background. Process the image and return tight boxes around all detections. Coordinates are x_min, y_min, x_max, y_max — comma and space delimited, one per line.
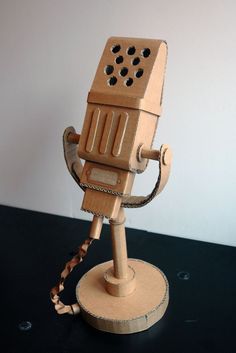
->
0, 0, 235, 246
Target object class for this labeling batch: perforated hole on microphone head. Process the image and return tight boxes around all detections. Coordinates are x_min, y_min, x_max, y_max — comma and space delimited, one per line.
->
111, 44, 121, 54
135, 68, 144, 78
127, 46, 136, 55
115, 56, 124, 64
104, 65, 114, 75
125, 78, 133, 87
132, 57, 140, 66
108, 76, 117, 86
119, 67, 128, 77
141, 48, 151, 58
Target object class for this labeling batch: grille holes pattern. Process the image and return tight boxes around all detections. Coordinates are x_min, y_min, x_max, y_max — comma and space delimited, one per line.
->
104, 65, 114, 75
125, 78, 133, 87
108, 76, 117, 86
135, 68, 143, 78
106, 44, 151, 87
119, 67, 128, 77
132, 57, 140, 66
127, 46, 136, 55
111, 45, 121, 53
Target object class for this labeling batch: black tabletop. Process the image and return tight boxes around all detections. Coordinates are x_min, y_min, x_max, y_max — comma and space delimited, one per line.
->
1, 205, 236, 353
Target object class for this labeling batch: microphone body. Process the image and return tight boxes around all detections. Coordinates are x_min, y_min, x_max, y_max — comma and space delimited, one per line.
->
77, 37, 167, 219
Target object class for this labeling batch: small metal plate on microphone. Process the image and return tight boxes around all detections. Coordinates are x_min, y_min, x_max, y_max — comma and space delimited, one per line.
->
89, 168, 118, 186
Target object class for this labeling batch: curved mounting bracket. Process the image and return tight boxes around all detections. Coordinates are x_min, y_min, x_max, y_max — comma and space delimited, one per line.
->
63, 127, 85, 192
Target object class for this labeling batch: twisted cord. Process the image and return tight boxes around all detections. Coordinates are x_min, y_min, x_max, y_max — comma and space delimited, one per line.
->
50, 237, 94, 315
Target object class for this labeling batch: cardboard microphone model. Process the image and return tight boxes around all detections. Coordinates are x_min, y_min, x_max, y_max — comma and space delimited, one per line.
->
51, 37, 172, 334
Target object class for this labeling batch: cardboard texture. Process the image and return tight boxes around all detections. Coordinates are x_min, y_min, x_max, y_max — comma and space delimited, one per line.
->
51, 37, 172, 334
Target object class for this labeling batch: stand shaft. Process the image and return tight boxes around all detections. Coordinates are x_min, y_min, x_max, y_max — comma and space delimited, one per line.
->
109, 208, 128, 279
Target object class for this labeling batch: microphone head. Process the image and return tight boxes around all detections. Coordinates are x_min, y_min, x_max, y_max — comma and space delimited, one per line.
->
88, 37, 167, 116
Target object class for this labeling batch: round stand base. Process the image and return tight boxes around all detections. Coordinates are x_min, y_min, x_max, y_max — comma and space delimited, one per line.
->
76, 259, 169, 334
